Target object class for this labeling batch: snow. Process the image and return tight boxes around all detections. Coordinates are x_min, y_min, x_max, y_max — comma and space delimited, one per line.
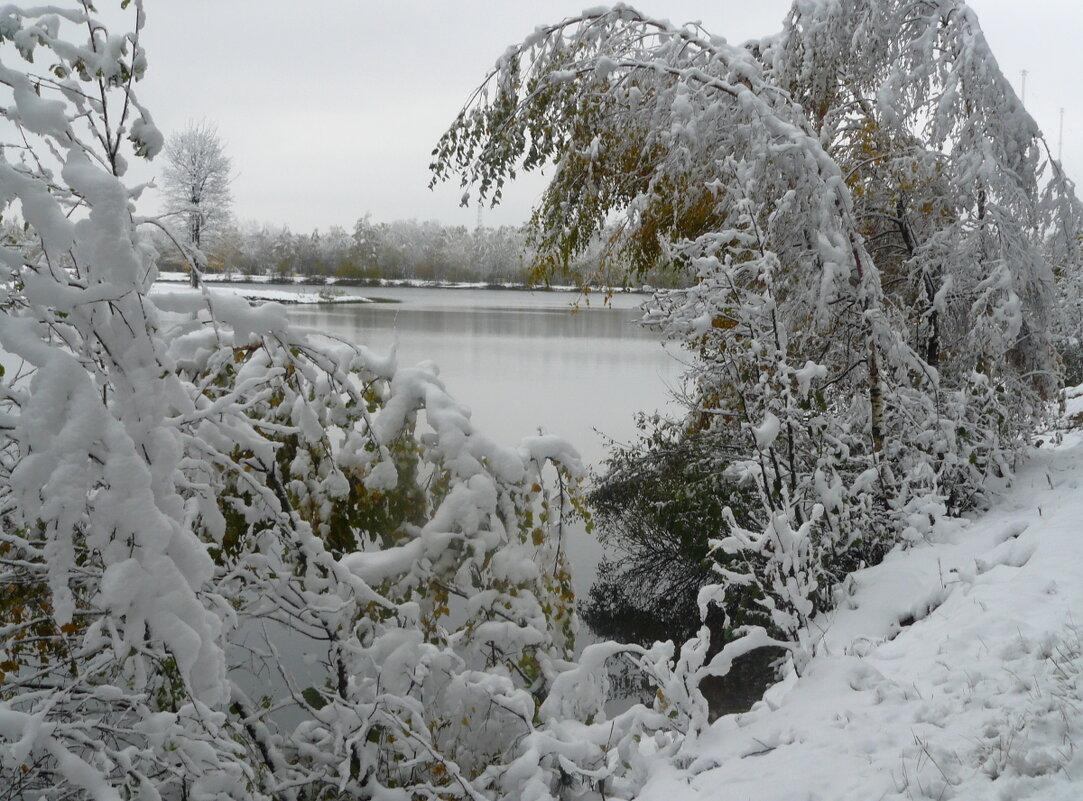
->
129, 114, 164, 158
595, 55, 618, 80
148, 282, 372, 306
363, 459, 398, 492
639, 398, 1083, 801
518, 435, 586, 477
794, 360, 827, 398
752, 411, 781, 450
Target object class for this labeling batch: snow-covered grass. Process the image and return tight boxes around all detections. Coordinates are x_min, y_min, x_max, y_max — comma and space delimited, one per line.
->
640, 394, 1083, 801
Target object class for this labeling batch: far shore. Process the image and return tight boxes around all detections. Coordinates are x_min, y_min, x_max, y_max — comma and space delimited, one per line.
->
155, 271, 660, 296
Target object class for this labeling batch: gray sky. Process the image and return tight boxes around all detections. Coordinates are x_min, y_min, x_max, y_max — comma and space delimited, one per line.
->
129, 1, 1081, 232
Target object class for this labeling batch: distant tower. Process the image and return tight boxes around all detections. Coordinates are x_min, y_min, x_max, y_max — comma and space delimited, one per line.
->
476, 203, 484, 231
1020, 69, 1028, 104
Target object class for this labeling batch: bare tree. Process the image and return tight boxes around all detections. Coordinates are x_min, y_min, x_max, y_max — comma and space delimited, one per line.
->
160, 120, 233, 285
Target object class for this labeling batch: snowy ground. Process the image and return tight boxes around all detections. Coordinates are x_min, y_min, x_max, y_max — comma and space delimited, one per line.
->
148, 281, 372, 305
641, 391, 1083, 801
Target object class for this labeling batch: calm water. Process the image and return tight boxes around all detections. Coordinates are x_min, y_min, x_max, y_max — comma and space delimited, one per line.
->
272, 284, 685, 595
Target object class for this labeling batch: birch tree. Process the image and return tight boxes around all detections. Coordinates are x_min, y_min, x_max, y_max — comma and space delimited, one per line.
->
432, 0, 1081, 671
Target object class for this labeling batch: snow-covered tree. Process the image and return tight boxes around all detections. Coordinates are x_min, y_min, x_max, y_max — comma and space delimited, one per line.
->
160, 119, 233, 286
433, 0, 1081, 676
0, 3, 243, 794
0, 5, 670, 799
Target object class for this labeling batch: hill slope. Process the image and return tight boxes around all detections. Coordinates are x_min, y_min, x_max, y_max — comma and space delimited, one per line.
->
641, 392, 1083, 801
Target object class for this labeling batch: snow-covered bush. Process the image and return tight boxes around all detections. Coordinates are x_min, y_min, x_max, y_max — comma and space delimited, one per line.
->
182, 325, 587, 793
0, 5, 662, 799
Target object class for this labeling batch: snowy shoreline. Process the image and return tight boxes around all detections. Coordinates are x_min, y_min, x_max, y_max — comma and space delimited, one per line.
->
636, 394, 1083, 801
153, 270, 657, 295
149, 281, 377, 306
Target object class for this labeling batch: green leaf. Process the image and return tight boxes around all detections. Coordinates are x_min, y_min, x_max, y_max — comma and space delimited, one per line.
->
301, 686, 328, 710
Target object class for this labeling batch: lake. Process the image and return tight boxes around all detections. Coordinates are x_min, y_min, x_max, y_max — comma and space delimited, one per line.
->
273, 284, 686, 597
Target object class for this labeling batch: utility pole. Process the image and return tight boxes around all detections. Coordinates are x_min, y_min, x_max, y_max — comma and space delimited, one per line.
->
1058, 108, 1065, 162
1020, 69, 1028, 104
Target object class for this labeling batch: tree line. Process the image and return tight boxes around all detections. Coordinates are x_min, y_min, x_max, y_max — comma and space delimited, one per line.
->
150, 214, 683, 286
151, 123, 681, 287
150, 217, 526, 283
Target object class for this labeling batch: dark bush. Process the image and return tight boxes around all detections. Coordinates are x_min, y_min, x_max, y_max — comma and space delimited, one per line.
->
583, 416, 768, 649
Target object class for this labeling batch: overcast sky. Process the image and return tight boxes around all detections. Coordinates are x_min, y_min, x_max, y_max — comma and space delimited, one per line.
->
127, 1, 1081, 233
